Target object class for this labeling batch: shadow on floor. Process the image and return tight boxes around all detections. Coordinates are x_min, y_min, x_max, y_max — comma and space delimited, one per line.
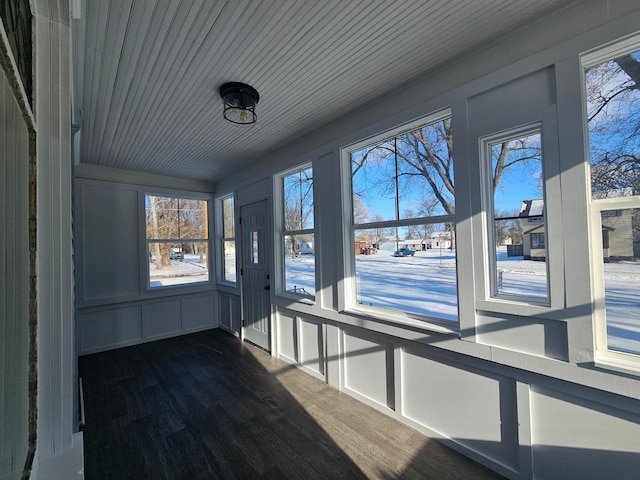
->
80, 329, 503, 479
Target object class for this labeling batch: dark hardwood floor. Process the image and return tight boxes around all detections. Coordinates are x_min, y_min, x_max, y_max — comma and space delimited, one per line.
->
80, 329, 504, 479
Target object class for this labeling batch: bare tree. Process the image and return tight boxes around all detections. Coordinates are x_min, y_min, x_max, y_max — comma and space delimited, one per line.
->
284, 168, 313, 258
396, 119, 455, 215
148, 195, 163, 270
146, 196, 208, 267
587, 53, 640, 195
356, 119, 540, 225
353, 195, 370, 224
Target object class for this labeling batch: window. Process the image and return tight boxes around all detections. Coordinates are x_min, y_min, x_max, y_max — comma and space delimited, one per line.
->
345, 111, 458, 323
530, 232, 545, 249
584, 41, 640, 360
482, 127, 549, 301
279, 165, 315, 298
145, 195, 209, 288
220, 194, 237, 283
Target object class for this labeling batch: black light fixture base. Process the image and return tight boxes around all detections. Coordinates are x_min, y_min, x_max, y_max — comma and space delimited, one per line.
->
220, 82, 260, 125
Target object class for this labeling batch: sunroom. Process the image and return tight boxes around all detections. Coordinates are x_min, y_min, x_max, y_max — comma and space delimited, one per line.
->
3, 1, 640, 479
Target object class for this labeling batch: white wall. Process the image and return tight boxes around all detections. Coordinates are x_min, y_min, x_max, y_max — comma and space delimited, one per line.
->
0, 29, 32, 480
219, 2, 640, 479
30, 2, 84, 478
74, 171, 217, 355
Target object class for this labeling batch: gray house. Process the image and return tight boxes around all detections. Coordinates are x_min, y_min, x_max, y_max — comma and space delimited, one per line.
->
519, 199, 636, 261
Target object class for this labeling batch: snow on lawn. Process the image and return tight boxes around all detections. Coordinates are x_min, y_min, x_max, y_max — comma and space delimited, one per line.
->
603, 260, 640, 355
284, 255, 316, 296
149, 254, 209, 287
496, 249, 548, 299
354, 252, 459, 321
286, 247, 640, 354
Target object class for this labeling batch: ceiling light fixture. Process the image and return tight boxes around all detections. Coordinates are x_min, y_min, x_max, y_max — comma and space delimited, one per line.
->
219, 82, 260, 125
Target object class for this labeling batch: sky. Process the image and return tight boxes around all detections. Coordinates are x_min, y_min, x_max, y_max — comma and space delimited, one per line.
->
351, 137, 543, 223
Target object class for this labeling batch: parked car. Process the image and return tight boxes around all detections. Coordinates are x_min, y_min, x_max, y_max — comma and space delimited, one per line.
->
393, 247, 415, 257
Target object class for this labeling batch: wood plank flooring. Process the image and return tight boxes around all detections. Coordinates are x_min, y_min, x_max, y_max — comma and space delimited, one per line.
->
80, 329, 504, 479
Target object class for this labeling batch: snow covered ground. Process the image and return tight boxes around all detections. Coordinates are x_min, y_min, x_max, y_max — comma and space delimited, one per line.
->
149, 254, 209, 287
285, 246, 640, 354
149, 249, 640, 355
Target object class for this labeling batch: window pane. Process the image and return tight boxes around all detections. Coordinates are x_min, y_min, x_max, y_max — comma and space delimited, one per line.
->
354, 226, 458, 321
222, 196, 235, 238
586, 50, 640, 198
283, 233, 315, 297
251, 231, 259, 264
179, 199, 208, 239
283, 167, 314, 231
491, 132, 548, 300
351, 118, 454, 224
146, 195, 179, 239
149, 241, 209, 287
601, 208, 640, 355
146, 194, 210, 289
223, 240, 236, 283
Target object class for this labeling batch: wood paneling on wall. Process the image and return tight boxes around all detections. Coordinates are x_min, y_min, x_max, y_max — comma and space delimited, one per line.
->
0, 50, 30, 480
274, 306, 640, 479
75, 176, 216, 355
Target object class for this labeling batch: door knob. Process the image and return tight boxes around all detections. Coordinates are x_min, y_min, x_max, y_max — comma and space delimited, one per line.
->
264, 285, 270, 290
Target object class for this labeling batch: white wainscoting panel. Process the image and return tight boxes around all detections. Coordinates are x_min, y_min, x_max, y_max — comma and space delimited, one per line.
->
299, 318, 323, 376
277, 312, 298, 364
218, 292, 241, 335
219, 295, 231, 331
182, 294, 216, 332
531, 388, 640, 480
401, 349, 517, 468
78, 292, 216, 354
143, 299, 182, 340
79, 305, 143, 353
230, 296, 241, 334
343, 331, 394, 409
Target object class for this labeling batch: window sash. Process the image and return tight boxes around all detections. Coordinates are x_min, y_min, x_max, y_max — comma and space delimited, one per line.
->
145, 194, 210, 289
591, 198, 640, 365
277, 163, 316, 300
479, 124, 552, 304
344, 111, 458, 326
218, 194, 237, 285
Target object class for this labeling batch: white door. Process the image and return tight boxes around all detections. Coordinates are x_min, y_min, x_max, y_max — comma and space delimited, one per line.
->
240, 200, 271, 351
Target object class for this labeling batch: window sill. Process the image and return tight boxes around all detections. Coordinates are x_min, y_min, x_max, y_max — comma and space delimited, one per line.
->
593, 351, 640, 377
343, 305, 459, 337
147, 281, 213, 293
275, 292, 316, 306
216, 282, 239, 295
475, 298, 560, 318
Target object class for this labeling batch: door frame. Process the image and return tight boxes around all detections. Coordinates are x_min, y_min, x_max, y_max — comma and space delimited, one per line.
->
238, 197, 274, 352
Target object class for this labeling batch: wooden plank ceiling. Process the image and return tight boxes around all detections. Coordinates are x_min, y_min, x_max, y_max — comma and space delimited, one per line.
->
72, 0, 573, 184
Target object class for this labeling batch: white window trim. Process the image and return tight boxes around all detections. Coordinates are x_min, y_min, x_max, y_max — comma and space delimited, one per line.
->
216, 193, 238, 287
583, 35, 640, 370
274, 162, 317, 303
476, 117, 565, 315
581, 32, 640, 69
144, 191, 213, 291
340, 109, 460, 330
480, 123, 548, 304
591, 197, 640, 370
